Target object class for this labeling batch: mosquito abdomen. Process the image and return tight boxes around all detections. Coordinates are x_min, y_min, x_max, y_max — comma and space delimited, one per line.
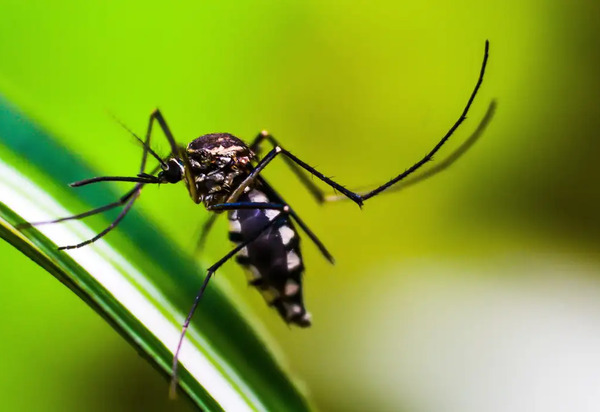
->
228, 188, 311, 327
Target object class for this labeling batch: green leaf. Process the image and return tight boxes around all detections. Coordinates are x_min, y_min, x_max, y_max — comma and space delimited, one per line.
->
0, 96, 312, 411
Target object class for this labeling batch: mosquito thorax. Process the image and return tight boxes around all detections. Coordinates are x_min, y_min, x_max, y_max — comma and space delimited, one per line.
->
187, 133, 255, 207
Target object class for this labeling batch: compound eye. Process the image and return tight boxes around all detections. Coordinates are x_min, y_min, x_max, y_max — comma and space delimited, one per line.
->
161, 159, 183, 183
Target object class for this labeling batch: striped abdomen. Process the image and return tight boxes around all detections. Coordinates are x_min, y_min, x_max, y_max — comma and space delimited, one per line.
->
228, 188, 311, 327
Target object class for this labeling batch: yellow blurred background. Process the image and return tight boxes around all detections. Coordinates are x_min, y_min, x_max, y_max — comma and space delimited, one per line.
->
1, 1, 599, 411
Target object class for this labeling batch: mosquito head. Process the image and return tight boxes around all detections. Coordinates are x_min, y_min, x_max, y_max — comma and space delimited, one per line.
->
157, 158, 184, 184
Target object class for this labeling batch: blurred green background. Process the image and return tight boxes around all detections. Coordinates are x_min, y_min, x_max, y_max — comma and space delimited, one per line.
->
1, 1, 599, 411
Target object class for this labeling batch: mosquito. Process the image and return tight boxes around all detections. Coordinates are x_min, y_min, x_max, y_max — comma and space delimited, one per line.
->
24, 41, 490, 395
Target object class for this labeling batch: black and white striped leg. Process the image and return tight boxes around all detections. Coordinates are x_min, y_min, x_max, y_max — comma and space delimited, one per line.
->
170, 209, 288, 398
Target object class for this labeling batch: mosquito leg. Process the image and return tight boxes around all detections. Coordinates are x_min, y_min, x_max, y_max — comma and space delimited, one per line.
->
142, 108, 202, 201
224, 147, 282, 203
257, 176, 334, 263
212, 196, 334, 262
195, 165, 329, 255
357, 40, 489, 201
250, 131, 326, 203
194, 128, 305, 250
207, 202, 288, 212
109, 113, 167, 170
45, 109, 177, 246
69, 175, 159, 187
170, 210, 288, 398
324, 100, 497, 202
287, 208, 334, 263
229, 41, 490, 207
195, 202, 285, 254
193, 149, 284, 253
227, 146, 362, 206
146, 108, 202, 201
274, 148, 364, 205
145, 109, 180, 159
58, 192, 139, 250
20, 185, 141, 228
